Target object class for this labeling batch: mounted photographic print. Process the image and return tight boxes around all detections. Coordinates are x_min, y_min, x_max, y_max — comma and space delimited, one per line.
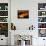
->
18, 10, 29, 19
38, 3, 46, 10
38, 29, 46, 37
38, 17, 46, 22
0, 17, 8, 22
0, 23, 8, 37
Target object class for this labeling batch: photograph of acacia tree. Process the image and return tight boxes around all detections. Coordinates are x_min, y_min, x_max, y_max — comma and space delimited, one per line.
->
18, 10, 29, 19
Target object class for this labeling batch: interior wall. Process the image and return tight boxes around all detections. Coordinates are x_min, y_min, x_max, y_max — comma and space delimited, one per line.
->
11, 0, 46, 46
0, 0, 8, 3
11, 0, 38, 30
11, 0, 46, 30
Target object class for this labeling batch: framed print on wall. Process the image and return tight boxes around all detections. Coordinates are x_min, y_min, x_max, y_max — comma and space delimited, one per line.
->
17, 10, 29, 19
38, 29, 46, 37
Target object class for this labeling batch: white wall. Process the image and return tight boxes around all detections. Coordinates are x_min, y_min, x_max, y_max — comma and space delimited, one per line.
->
11, 0, 38, 30
11, 0, 46, 30
0, 0, 8, 3
11, 0, 46, 46
0, 0, 45, 46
